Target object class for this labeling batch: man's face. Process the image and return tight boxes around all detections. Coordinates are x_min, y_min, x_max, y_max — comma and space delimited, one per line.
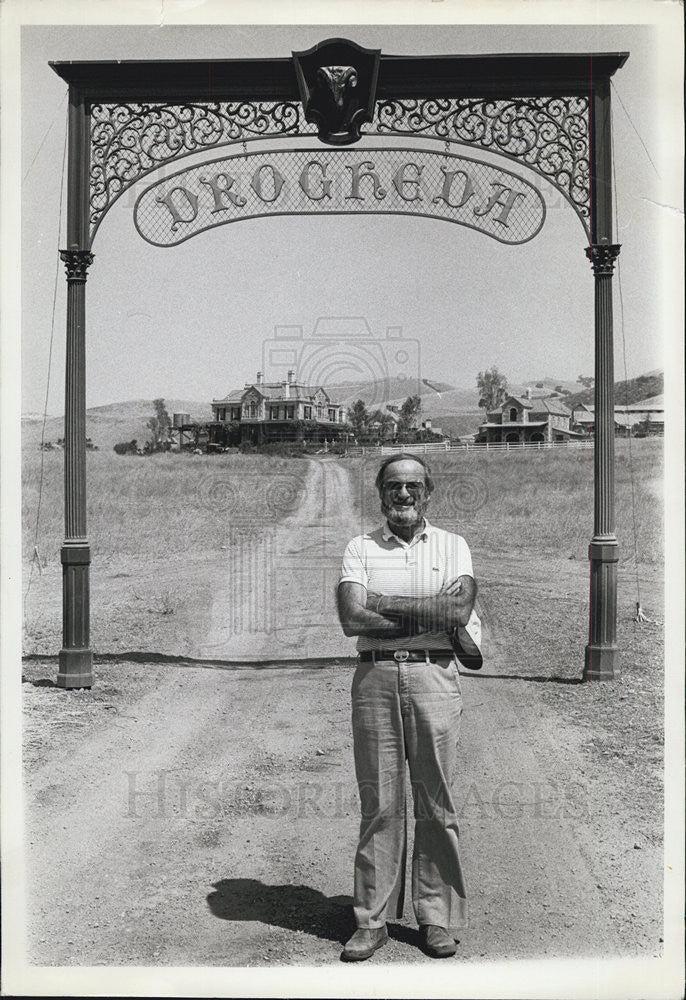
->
379, 459, 431, 529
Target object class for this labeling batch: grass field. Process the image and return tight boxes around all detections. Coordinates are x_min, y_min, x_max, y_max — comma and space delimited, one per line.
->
22, 450, 315, 657
346, 439, 663, 567
22, 439, 663, 659
23, 439, 663, 570
22, 450, 313, 567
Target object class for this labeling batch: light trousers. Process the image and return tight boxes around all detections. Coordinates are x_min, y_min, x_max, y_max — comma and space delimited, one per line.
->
351, 655, 467, 931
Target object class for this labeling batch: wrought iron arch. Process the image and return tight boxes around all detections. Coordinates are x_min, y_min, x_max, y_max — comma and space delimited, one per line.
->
50, 42, 628, 688
87, 93, 591, 243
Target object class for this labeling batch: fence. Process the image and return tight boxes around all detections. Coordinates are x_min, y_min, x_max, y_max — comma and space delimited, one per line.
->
371, 439, 595, 456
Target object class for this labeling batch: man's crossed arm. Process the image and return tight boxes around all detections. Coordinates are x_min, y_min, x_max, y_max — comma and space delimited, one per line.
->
337, 576, 476, 638
337, 581, 411, 639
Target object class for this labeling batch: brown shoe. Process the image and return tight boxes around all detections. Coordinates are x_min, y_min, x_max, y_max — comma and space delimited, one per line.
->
341, 925, 388, 961
420, 924, 457, 958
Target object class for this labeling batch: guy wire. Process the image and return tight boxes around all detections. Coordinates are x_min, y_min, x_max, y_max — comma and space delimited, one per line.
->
24, 103, 68, 613
611, 118, 642, 608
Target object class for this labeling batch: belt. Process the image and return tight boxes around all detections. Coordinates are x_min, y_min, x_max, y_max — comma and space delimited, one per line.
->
358, 648, 454, 663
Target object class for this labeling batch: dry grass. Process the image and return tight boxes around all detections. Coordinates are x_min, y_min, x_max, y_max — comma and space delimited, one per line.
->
23, 440, 663, 571
22, 450, 313, 569
345, 439, 663, 567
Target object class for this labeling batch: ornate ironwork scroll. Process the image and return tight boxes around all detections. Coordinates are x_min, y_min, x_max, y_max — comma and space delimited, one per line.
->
88, 94, 591, 241
374, 96, 590, 234
89, 101, 313, 237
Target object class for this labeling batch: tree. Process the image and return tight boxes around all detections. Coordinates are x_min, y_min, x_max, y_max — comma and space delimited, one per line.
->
370, 409, 396, 442
348, 399, 369, 438
477, 367, 508, 411
147, 398, 172, 450
577, 375, 594, 389
398, 395, 422, 436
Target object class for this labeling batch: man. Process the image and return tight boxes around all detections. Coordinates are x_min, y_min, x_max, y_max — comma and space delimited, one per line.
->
337, 453, 481, 961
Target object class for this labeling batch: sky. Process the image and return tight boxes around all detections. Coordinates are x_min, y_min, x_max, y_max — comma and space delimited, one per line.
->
16, 15, 681, 415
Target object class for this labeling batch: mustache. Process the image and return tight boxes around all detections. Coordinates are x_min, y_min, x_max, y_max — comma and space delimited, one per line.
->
381, 498, 427, 517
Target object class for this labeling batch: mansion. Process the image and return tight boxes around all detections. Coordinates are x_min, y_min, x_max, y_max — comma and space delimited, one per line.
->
210, 371, 348, 446
477, 391, 584, 444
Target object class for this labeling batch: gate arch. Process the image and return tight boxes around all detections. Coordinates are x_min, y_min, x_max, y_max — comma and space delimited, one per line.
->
51, 39, 628, 687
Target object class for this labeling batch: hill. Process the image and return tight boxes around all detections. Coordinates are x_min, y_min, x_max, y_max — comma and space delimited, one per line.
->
22, 399, 211, 453
564, 372, 664, 410
325, 375, 459, 407
513, 376, 580, 396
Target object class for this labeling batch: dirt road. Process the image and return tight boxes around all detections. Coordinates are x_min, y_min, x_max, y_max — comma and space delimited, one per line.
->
23, 458, 664, 967
196, 459, 359, 661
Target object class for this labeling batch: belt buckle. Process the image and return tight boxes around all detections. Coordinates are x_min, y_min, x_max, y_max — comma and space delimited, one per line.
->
393, 649, 409, 662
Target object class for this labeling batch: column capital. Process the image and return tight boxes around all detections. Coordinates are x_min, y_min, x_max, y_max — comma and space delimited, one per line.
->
585, 243, 621, 276
60, 248, 94, 281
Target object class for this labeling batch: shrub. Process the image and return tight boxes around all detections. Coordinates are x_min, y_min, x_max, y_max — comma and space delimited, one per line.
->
113, 439, 138, 455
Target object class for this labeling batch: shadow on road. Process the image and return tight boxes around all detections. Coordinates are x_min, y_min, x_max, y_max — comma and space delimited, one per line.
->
207, 878, 354, 943
459, 672, 584, 684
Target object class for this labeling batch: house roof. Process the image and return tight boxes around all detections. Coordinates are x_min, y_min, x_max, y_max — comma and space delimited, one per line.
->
213, 384, 343, 406
576, 394, 664, 415
529, 397, 572, 416
258, 384, 336, 403
212, 389, 244, 405
614, 412, 665, 428
502, 394, 534, 410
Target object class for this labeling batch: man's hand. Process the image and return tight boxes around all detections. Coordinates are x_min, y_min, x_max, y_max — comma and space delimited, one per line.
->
365, 590, 383, 613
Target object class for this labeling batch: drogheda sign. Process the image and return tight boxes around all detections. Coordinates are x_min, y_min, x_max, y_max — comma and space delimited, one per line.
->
134, 147, 546, 247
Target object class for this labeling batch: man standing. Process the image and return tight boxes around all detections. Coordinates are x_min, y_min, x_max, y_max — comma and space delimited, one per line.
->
337, 454, 480, 961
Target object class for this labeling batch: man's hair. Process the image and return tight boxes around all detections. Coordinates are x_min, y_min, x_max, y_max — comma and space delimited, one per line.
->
375, 453, 434, 494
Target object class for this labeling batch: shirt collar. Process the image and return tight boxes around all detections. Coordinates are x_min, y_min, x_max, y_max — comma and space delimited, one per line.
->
382, 517, 433, 545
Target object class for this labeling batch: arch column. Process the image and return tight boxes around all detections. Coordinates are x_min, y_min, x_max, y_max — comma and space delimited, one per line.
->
57, 249, 94, 688
584, 243, 621, 680
57, 87, 93, 689
584, 74, 620, 681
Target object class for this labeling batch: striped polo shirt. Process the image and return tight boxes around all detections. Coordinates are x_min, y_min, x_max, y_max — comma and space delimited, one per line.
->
339, 518, 481, 653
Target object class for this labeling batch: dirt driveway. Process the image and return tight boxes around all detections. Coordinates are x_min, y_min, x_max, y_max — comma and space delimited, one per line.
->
22, 458, 664, 968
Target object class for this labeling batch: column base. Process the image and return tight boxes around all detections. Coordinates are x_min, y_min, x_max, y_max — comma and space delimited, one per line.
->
57, 648, 93, 689
583, 643, 617, 681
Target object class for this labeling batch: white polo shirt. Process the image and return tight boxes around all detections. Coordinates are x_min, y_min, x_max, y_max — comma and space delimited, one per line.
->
339, 518, 481, 653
